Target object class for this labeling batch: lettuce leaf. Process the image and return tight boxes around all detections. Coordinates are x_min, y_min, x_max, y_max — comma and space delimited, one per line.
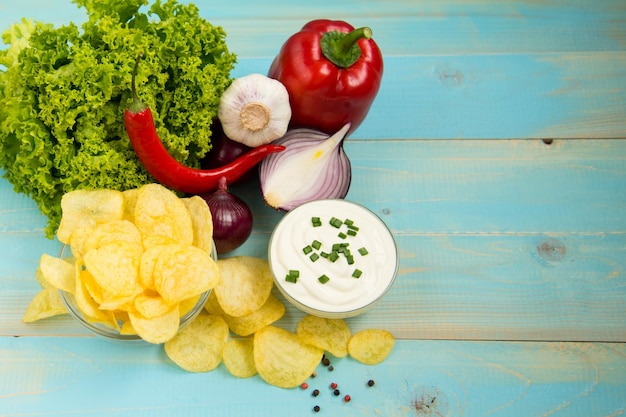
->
0, 0, 236, 237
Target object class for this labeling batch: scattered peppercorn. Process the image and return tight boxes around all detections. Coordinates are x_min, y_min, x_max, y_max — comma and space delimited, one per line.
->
312, 389, 320, 397
344, 394, 351, 402
301, 382, 309, 390
322, 357, 330, 366
330, 382, 338, 389
311, 371, 317, 378
313, 405, 320, 413
328, 365, 334, 371
333, 389, 341, 396
367, 379, 375, 387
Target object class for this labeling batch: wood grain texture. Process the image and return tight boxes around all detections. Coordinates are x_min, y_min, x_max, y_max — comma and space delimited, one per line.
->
1, 337, 624, 417
0, 0, 625, 414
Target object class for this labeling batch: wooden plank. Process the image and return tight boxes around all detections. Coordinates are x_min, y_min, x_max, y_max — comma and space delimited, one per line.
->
1, 337, 624, 416
2, 139, 625, 341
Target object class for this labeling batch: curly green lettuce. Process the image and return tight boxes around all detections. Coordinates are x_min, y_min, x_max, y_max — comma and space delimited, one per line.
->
0, 0, 236, 237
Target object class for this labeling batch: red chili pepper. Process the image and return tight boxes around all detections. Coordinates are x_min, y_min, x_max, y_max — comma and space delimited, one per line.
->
124, 55, 285, 195
268, 19, 383, 136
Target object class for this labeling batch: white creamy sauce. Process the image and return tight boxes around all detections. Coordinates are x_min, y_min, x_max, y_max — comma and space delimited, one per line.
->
269, 200, 397, 314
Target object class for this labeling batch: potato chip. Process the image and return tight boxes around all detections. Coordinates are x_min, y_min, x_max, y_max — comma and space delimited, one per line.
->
224, 293, 285, 337
134, 292, 172, 318
129, 306, 180, 344
223, 337, 257, 378
347, 329, 395, 365
296, 315, 351, 358
38, 254, 76, 294
254, 325, 323, 388
138, 245, 167, 291
164, 312, 229, 372
68, 226, 94, 259
214, 256, 274, 317
57, 189, 125, 244
22, 288, 68, 322
153, 244, 220, 305
203, 291, 225, 316
82, 220, 142, 254
133, 184, 193, 248
179, 294, 202, 317
35, 267, 51, 289
182, 196, 214, 255
83, 242, 142, 301
122, 187, 140, 222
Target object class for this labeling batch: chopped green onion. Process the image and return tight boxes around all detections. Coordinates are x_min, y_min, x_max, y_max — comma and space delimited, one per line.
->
320, 251, 330, 258
338, 232, 347, 239
285, 269, 300, 283
358, 247, 369, 256
329, 251, 339, 262
312, 240, 322, 250
311, 217, 322, 227
344, 219, 354, 227
318, 274, 330, 284
352, 269, 362, 278
347, 224, 359, 231
285, 275, 297, 283
310, 253, 320, 262
303, 245, 313, 255
347, 229, 358, 236
329, 217, 343, 228
346, 255, 354, 265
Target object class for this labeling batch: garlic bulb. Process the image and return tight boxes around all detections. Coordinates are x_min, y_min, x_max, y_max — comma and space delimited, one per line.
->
218, 73, 291, 148
259, 123, 352, 211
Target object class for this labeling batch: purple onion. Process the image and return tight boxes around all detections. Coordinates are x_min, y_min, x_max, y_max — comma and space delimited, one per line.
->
199, 177, 253, 254
259, 123, 352, 210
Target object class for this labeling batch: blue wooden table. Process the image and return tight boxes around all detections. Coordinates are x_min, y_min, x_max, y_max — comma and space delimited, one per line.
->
1, 1, 625, 415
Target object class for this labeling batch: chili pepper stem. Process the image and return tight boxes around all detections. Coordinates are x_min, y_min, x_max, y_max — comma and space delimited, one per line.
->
129, 53, 147, 114
321, 27, 372, 68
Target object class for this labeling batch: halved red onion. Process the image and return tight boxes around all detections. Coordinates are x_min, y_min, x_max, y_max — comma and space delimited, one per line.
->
259, 123, 351, 210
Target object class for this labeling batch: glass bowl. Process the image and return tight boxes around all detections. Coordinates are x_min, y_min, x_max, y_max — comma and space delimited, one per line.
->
58, 242, 216, 342
268, 199, 398, 319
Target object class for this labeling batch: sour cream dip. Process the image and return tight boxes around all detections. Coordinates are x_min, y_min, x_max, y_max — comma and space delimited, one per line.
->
268, 199, 398, 318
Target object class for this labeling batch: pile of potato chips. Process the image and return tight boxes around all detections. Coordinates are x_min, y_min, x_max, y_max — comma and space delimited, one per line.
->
164, 255, 395, 388
23, 183, 220, 344
23, 183, 395, 388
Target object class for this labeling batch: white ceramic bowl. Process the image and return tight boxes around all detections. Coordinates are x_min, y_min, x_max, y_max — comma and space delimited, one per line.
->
268, 199, 398, 318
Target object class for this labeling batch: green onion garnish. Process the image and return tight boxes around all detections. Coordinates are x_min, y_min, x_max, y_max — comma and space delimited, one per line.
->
358, 247, 369, 256
338, 232, 347, 239
311, 217, 322, 227
318, 274, 330, 284
344, 219, 354, 227
329, 217, 343, 228
329, 251, 339, 262
312, 240, 322, 250
347, 229, 357, 236
310, 253, 320, 262
303, 245, 313, 255
346, 255, 355, 265
352, 269, 362, 278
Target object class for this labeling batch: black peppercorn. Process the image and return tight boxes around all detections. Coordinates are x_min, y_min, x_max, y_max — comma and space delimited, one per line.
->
367, 379, 375, 387
313, 405, 320, 412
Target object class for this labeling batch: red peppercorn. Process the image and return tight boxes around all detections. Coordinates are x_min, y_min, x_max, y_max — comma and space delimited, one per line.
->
344, 394, 351, 402
301, 382, 309, 390
330, 382, 338, 389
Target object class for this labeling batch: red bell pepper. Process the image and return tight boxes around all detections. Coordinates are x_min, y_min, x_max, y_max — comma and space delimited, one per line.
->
268, 19, 383, 136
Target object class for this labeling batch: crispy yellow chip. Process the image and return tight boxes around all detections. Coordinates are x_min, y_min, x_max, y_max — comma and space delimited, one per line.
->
138, 245, 167, 291
38, 254, 76, 294
35, 267, 51, 289
153, 244, 220, 305
179, 294, 202, 317
203, 290, 225, 316
129, 306, 180, 344
82, 220, 142, 254
224, 294, 285, 337
83, 242, 142, 301
133, 184, 193, 248
57, 189, 124, 244
223, 337, 257, 378
122, 187, 140, 222
347, 329, 395, 365
182, 196, 214, 255
134, 292, 173, 319
214, 256, 274, 317
296, 315, 352, 358
74, 268, 112, 324
164, 312, 229, 372
22, 288, 68, 322
68, 226, 94, 259
254, 325, 323, 388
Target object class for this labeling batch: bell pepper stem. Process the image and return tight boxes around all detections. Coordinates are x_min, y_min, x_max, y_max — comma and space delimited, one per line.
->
321, 27, 372, 68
